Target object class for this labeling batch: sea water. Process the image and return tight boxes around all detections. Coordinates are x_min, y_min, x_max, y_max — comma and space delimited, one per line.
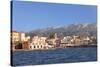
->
12, 47, 97, 66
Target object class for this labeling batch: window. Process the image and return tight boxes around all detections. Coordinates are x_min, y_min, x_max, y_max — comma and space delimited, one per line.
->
41, 45, 42, 48
37, 45, 39, 48
34, 46, 35, 48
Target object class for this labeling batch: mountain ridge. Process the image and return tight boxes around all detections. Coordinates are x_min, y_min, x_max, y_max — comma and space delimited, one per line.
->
26, 23, 97, 38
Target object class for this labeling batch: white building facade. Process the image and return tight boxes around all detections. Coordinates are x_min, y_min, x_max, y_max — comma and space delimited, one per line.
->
29, 36, 51, 50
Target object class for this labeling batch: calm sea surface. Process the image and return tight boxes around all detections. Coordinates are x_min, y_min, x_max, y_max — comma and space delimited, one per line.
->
12, 47, 97, 66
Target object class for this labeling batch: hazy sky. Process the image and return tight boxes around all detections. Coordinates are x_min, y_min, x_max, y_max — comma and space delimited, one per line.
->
12, 1, 97, 32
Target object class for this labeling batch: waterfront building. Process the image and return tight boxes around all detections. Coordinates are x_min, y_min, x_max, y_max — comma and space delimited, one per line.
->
11, 31, 20, 43
46, 33, 61, 47
11, 31, 30, 50
81, 36, 91, 45
61, 36, 72, 44
73, 35, 79, 40
29, 36, 50, 50
11, 31, 20, 50
90, 36, 97, 44
20, 32, 25, 42
11, 31, 27, 42
71, 35, 82, 46
23, 41, 29, 49
29, 43, 51, 50
61, 36, 73, 47
72, 35, 91, 46
32, 36, 47, 45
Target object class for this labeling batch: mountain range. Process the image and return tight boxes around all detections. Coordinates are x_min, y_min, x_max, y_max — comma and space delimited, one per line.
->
26, 23, 97, 38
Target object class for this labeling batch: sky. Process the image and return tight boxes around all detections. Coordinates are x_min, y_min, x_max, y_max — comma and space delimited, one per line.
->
12, 1, 97, 32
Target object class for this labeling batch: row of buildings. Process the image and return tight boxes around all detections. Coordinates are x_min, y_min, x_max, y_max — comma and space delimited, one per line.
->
11, 31, 30, 50
11, 31, 97, 51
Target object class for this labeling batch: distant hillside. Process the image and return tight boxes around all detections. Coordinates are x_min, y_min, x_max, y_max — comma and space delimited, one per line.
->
26, 23, 97, 38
